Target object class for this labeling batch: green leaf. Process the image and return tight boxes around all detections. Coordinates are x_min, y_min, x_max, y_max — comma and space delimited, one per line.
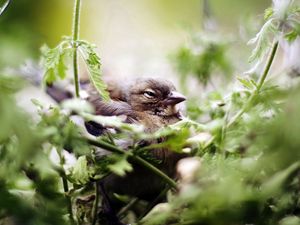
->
237, 77, 255, 90
264, 7, 274, 20
248, 19, 276, 63
78, 41, 110, 101
172, 46, 193, 76
70, 156, 92, 185
280, 216, 300, 225
262, 162, 300, 196
44, 68, 56, 84
57, 55, 68, 79
107, 155, 132, 176
284, 30, 298, 43
0, 75, 24, 94
40, 41, 72, 84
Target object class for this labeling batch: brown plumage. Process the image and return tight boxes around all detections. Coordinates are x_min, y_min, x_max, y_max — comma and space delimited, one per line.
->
86, 78, 187, 223
87, 78, 185, 129
87, 78, 187, 177
46, 77, 187, 223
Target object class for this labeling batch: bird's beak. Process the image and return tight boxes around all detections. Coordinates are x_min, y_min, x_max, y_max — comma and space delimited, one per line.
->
163, 91, 186, 105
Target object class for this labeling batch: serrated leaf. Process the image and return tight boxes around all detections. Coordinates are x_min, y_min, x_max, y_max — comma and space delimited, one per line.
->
264, 7, 274, 20
237, 76, 255, 90
78, 41, 110, 101
108, 155, 132, 176
248, 19, 276, 63
40, 41, 72, 84
57, 55, 68, 79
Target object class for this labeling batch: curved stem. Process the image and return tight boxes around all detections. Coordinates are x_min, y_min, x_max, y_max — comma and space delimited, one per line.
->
72, 0, 81, 97
227, 40, 279, 128
86, 138, 177, 189
257, 41, 279, 90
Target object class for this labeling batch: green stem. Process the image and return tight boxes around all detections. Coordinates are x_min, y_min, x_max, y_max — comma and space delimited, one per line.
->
62, 177, 75, 225
86, 138, 177, 189
257, 41, 279, 90
58, 151, 75, 225
227, 40, 279, 128
87, 138, 126, 155
220, 101, 232, 155
91, 183, 100, 225
72, 0, 81, 98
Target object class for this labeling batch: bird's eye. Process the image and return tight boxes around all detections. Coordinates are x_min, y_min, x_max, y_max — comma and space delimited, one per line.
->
143, 89, 156, 98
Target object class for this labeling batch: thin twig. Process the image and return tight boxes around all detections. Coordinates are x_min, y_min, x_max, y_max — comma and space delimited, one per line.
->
72, 0, 81, 97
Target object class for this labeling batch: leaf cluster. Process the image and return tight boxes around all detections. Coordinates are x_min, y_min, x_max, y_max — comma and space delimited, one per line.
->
41, 37, 109, 100
172, 34, 232, 88
1, 1, 300, 225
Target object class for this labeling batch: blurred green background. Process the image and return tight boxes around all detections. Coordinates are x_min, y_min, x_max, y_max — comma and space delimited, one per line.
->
0, 0, 270, 76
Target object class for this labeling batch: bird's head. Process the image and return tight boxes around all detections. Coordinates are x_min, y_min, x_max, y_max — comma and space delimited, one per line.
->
126, 78, 186, 116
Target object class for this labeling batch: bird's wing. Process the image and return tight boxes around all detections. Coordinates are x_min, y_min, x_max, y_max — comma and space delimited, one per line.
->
86, 86, 134, 117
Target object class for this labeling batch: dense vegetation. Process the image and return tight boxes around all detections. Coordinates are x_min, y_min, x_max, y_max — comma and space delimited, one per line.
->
1, 0, 300, 224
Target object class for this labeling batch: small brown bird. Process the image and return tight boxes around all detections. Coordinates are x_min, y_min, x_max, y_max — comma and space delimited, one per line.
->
44, 77, 187, 224
87, 78, 186, 130
86, 78, 187, 224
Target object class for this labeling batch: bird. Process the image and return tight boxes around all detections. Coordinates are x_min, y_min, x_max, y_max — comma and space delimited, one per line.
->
86, 78, 187, 176
86, 77, 186, 130
84, 78, 187, 224
17, 65, 187, 223
43, 77, 187, 224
